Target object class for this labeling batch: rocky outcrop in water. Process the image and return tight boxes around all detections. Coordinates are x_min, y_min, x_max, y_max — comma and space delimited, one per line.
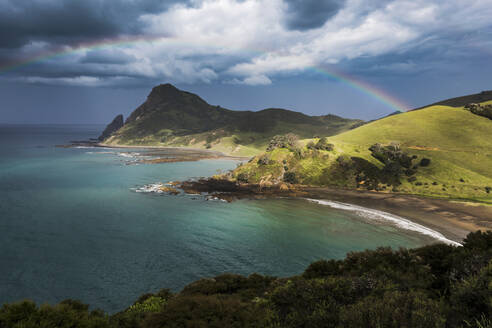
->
98, 114, 124, 141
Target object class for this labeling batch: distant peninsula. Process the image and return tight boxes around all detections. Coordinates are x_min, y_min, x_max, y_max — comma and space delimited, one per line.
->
99, 83, 362, 157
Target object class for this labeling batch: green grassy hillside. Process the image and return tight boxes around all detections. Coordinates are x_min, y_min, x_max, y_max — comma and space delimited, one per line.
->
104, 84, 362, 157
232, 102, 492, 202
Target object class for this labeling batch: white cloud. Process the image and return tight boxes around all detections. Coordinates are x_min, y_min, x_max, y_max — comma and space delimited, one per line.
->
226, 74, 272, 85
21, 76, 132, 87
133, 0, 492, 84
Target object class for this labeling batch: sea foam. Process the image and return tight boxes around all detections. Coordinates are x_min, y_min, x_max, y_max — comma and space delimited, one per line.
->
133, 183, 166, 193
306, 199, 462, 246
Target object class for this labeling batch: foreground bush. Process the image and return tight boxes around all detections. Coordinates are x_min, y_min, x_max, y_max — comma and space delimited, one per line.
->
0, 299, 110, 328
1, 231, 491, 328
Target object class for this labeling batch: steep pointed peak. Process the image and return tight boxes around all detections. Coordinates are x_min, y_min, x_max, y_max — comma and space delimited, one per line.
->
112, 114, 124, 122
148, 83, 182, 100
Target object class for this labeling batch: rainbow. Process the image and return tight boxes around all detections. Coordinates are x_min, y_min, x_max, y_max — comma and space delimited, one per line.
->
310, 66, 409, 112
0, 37, 409, 112
0, 35, 164, 75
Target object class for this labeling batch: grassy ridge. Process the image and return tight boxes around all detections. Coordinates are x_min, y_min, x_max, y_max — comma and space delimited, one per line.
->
332, 104, 492, 201
232, 103, 492, 202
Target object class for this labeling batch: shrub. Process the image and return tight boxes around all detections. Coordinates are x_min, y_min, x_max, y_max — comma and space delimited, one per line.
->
339, 291, 445, 328
303, 260, 341, 279
180, 273, 274, 298
449, 260, 492, 326
405, 168, 416, 176
306, 141, 316, 150
420, 158, 431, 167
257, 154, 272, 165
336, 155, 353, 170
293, 147, 305, 159
283, 172, 298, 184
313, 137, 334, 151
0, 299, 111, 328
127, 296, 167, 314
236, 172, 249, 183
266, 278, 341, 328
142, 295, 266, 328
486, 187, 491, 194
205, 134, 215, 144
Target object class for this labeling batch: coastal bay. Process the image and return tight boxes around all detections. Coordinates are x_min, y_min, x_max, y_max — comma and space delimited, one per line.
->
0, 124, 451, 313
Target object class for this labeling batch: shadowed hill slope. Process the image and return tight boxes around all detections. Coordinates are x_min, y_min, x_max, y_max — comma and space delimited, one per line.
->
413, 90, 492, 110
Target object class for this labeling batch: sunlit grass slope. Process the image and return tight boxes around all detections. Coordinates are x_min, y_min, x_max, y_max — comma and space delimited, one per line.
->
332, 104, 492, 201
233, 103, 492, 202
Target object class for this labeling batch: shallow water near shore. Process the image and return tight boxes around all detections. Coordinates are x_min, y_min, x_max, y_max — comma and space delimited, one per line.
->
1, 124, 438, 312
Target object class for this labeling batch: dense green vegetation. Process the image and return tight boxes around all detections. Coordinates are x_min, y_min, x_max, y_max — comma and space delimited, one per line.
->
231, 102, 492, 203
103, 84, 362, 156
2, 231, 492, 327
465, 103, 492, 120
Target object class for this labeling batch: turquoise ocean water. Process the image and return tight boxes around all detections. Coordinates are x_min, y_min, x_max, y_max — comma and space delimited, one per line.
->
0, 124, 435, 312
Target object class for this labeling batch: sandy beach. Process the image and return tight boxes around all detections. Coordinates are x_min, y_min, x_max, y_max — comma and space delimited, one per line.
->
300, 187, 492, 243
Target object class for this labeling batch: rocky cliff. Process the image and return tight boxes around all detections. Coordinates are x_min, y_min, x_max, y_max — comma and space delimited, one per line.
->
98, 114, 124, 141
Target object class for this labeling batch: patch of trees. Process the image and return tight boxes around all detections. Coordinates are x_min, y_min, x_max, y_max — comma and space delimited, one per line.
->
236, 172, 249, 183
465, 103, 492, 120
266, 133, 299, 152
369, 143, 413, 169
306, 137, 334, 151
368, 143, 430, 186
2, 231, 492, 328
331, 143, 432, 190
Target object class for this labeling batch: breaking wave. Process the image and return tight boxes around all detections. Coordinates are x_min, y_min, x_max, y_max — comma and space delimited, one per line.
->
133, 183, 167, 193
306, 198, 462, 246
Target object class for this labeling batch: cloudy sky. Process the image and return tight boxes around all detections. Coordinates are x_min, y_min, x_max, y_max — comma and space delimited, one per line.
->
1, 0, 491, 123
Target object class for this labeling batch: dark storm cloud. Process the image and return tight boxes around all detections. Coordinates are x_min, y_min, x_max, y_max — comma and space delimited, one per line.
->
0, 0, 188, 49
284, 0, 345, 30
